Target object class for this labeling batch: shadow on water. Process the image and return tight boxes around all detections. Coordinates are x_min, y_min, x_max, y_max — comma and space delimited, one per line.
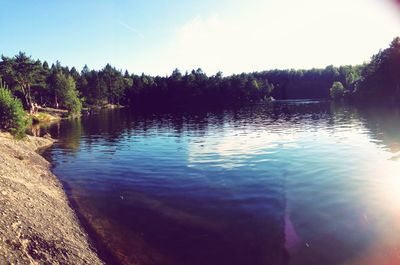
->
41, 101, 400, 265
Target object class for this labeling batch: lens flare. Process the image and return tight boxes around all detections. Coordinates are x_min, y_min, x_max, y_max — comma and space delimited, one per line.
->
392, 0, 400, 8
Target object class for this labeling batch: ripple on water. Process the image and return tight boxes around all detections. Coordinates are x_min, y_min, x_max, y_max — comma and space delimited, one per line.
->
42, 102, 400, 265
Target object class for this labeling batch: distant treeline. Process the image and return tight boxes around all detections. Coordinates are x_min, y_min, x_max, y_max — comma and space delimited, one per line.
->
0, 37, 399, 113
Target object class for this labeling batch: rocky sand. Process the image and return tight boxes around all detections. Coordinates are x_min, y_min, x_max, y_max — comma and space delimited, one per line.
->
0, 133, 103, 264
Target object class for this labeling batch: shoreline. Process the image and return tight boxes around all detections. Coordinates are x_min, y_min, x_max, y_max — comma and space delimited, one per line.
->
59, 181, 124, 265
0, 133, 103, 264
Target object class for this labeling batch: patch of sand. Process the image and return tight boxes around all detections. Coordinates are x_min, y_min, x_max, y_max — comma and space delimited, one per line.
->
0, 133, 103, 264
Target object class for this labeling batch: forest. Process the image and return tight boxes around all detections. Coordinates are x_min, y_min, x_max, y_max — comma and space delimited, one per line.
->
0, 37, 399, 116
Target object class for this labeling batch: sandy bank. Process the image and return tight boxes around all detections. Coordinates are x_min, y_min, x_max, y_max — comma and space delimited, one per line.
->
0, 133, 103, 264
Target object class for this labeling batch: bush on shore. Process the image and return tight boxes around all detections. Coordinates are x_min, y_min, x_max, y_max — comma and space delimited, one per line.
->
0, 81, 28, 138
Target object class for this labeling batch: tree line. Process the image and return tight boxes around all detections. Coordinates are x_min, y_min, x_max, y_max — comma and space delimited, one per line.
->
353, 37, 400, 102
0, 37, 399, 115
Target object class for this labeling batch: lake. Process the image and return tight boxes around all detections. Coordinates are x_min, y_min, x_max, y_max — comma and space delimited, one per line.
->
42, 101, 400, 265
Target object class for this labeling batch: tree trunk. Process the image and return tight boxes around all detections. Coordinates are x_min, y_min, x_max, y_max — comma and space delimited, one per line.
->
54, 94, 59, 109
27, 85, 34, 113
20, 85, 31, 110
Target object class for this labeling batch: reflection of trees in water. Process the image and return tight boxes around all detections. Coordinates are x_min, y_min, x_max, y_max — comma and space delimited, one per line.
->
49, 106, 293, 265
83, 108, 226, 145
328, 102, 400, 153
329, 102, 362, 125
52, 102, 342, 149
47, 102, 400, 158
44, 102, 400, 265
357, 107, 400, 153
29, 121, 55, 137
48, 118, 83, 154
62, 119, 83, 153
128, 109, 218, 137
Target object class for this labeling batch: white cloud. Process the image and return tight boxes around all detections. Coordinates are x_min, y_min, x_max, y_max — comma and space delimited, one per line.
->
145, 0, 400, 75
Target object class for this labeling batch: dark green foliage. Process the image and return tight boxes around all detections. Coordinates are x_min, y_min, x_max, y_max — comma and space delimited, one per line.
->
355, 37, 400, 102
124, 66, 361, 108
0, 52, 45, 110
0, 81, 27, 138
1, 52, 359, 110
330, 81, 346, 99
1, 37, 399, 111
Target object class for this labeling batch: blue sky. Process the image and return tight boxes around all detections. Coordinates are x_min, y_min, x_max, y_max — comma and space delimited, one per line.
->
1, 0, 399, 75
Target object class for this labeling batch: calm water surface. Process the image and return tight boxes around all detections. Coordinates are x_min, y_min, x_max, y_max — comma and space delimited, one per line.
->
43, 101, 400, 265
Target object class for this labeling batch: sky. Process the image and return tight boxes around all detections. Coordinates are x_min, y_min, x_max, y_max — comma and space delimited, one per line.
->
0, 0, 399, 76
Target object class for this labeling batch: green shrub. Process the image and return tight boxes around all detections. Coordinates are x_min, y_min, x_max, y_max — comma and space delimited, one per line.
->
0, 83, 28, 138
330, 81, 346, 100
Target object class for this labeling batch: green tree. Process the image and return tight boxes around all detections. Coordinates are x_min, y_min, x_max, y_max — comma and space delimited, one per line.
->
0, 52, 44, 111
330, 81, 346, 99
355, 37, 400, 101
0, 80, 27, 138
102, 64, 125, 105
54, 73, 82, 115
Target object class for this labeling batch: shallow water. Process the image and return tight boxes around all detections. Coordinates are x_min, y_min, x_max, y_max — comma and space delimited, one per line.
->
43, 101, 400, 265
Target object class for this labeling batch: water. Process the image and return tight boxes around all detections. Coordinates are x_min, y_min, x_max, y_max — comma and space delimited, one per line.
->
42, 101, 400, 265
